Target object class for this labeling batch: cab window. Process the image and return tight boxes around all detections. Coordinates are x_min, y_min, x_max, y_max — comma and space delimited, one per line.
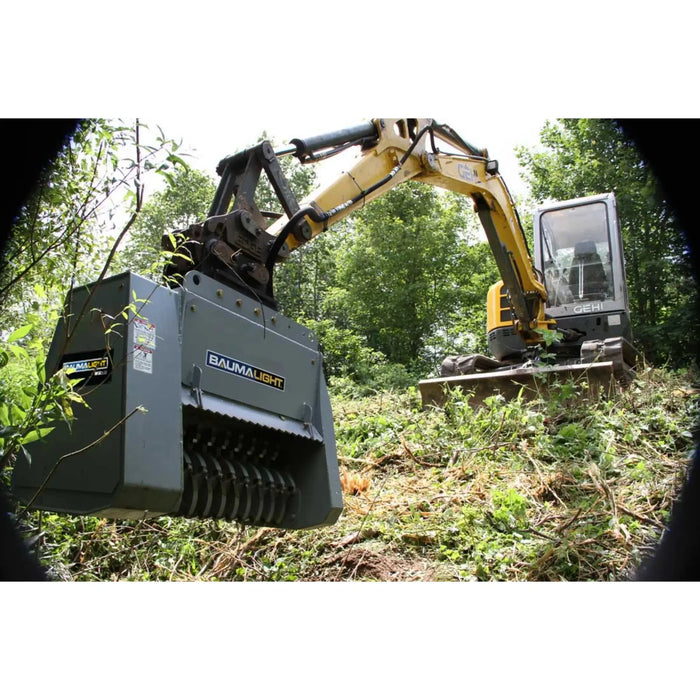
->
540, 202, 612, 306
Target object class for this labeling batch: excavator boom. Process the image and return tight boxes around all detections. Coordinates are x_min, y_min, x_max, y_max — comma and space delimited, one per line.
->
268, 118, 550, 342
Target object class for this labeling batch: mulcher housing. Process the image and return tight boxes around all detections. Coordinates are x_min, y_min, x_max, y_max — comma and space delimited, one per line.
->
11, 271, 343, 529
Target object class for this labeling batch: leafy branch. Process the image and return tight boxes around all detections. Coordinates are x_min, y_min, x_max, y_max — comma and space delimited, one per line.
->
0, 324, 85, 474
18, 404, 145, 516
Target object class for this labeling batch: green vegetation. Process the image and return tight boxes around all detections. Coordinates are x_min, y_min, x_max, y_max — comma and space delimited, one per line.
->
19, 366, 695, 581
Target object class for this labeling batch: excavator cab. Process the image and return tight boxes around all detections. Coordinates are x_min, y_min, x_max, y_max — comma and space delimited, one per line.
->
486, 193, 633, 362
534, 193, 633, 350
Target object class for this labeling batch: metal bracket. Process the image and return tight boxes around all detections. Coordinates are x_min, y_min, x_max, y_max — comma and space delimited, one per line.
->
302, 402, 313, 430
191, 364, 203, 409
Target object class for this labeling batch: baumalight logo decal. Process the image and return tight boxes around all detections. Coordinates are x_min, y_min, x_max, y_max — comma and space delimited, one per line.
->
206, 350, 285, 391
60, 350, 112, 386
63, 356, 110, 375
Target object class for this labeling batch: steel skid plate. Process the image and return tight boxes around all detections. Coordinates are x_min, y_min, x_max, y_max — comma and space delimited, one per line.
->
11, 271, 342, 529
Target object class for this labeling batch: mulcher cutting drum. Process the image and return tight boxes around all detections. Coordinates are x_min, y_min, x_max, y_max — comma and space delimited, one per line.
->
11, 271, 343, 529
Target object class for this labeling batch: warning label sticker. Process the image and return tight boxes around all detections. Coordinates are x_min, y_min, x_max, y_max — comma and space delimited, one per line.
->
134, 318, 156, 349
133, 344, 153, 374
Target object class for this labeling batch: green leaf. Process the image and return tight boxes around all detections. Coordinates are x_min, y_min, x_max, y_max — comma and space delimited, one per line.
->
22, 385, 38, 398
0, 425, 16, 439
167, 154, 188, 168
16, 390, 33, 410
10, 403, 26, 423
8, 344, 29, 360
7, 324, 33, 342
21, 426, 55, 445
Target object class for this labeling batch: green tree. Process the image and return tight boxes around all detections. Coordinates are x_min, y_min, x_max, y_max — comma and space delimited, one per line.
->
275, 227, 347, 321
328, 181, 485, 371
2, 120, 186, 336
438, 238, 499, 357
516, 119, 697, 366
118, 166, 216, 278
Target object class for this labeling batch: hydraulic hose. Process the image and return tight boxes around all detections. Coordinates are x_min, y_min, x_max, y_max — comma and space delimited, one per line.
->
264, 123, 434, 297
264, 205, 326, 297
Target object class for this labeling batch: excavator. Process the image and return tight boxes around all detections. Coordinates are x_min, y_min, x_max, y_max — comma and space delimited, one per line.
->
425, 189, 637, 404
11, 118, 636, 531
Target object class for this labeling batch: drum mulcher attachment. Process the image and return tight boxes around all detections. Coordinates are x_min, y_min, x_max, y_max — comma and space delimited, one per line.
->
11, 270, 343, 529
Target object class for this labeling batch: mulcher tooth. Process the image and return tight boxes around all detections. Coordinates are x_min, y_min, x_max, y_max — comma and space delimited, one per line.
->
201, 451, 222, 519
245, 462, 264, 524
281, 471, 298, 524
245, 436, 258, 459
210, 446, 229, 520
266, 468, 284, 525
191, 450, 209, 517
221, 455, 240, 521
235, 460, 253, 522
257, 464, 278, 524
180, 450, 196, 517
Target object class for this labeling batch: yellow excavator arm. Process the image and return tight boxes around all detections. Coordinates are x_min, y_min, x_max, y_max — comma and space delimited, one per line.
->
164, 118, 553, 345
269, 118, 551, 342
